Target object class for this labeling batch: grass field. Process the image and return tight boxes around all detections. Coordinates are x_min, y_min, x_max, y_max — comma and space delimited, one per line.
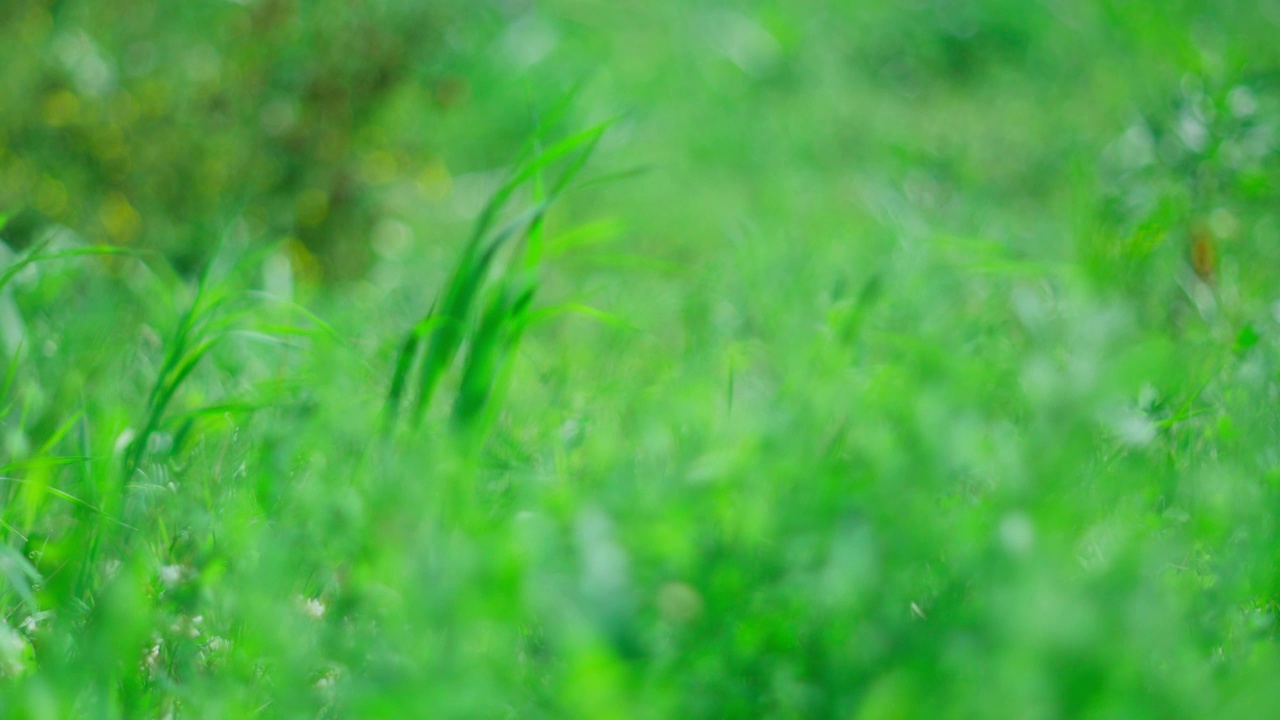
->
4, 1, 1280, 717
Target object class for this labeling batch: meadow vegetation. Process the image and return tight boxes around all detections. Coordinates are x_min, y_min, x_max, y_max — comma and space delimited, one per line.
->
3, 1, 1280, 717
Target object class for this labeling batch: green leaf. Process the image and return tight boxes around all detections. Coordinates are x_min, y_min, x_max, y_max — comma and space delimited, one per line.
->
1235, 323, 1259, 355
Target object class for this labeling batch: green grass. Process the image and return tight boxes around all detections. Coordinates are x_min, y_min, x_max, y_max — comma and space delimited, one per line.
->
4, 1, 1280, 718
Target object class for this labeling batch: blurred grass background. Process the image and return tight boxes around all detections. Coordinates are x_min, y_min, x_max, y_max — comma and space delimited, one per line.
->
4, 0, 1280, 717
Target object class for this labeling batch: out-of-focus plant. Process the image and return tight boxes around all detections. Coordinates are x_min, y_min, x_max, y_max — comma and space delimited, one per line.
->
1089, 74, 1280, 324
0, 0, 480, 279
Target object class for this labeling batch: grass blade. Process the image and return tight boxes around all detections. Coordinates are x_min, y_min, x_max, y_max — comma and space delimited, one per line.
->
0, 544, 40, 612
0, 246, 140, 294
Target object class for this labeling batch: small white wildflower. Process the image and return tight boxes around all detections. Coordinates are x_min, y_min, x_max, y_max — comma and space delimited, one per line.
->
1228, 86, 1258, 118
0, 624, 30, 677
559, 419, 582, 444
302, 597, 326, 620
998, 512, 1036, 557
19, 611, 52, 635
199, 635, 231, 668
657, 582, 704, 624
142, 638, 163, 679
314, 667, 341, 690
1110, 408, 1156, 447
170, 615, 203, 638
158, 565, 187, 588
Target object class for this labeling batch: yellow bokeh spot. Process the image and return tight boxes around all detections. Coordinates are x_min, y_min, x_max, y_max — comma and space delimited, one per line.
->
21, 8, 53, 44
6, 158, 34, 195
360, 150, 399, 185
109, 91, 139, 125
92, 125, 128, 162
417, 158, 452, 201
284, 237, 322, 285
294, 188, 330, 227
35, 176, 69, 219
43, 90, 81, 127
135, 79, 171, 118
99, 192, 141, 241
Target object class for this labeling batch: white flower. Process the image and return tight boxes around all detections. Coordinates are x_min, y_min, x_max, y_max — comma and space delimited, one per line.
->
301, 597, 326, 620
142, 638, 163, 679
158, 565, 187, 588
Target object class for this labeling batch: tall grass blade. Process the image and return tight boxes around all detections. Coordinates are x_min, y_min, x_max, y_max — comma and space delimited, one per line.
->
0, 544, 40, 612
385, 330, 423, 429
0, 245, 139, 295
388, 113, 615, 434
